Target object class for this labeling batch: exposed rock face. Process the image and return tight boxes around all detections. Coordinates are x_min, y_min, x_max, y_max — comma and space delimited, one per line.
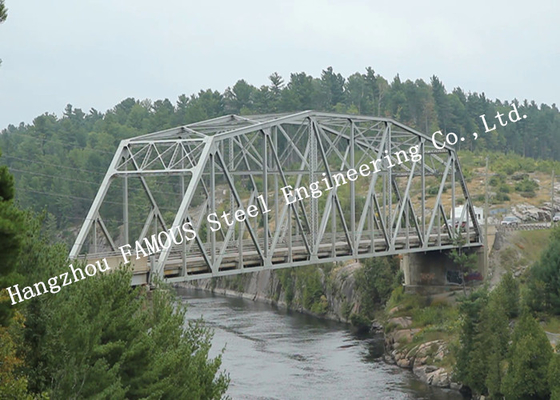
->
384, 310, 462, 391
181, 262, 363, 323
512, 203, 558, 221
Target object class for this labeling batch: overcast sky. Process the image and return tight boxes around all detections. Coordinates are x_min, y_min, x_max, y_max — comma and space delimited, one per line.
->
0, 0, 558, 130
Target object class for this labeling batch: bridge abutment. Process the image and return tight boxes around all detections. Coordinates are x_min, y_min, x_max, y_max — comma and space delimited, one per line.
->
400, 248, 485, 294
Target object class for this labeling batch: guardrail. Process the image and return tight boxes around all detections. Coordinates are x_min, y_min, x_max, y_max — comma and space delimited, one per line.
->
497, 222, 553, 232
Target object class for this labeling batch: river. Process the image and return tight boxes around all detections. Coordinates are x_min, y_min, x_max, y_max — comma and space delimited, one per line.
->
179, 287, 465, 400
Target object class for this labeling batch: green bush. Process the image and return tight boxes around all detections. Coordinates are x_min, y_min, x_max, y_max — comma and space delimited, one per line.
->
494, 192, 510, 203
512, 173, 528, 181
349, 313, 370, 332
498, 184, 511, 193
520, 191, 536, 198
515, 177, 539, 193
355, 256, 400, 320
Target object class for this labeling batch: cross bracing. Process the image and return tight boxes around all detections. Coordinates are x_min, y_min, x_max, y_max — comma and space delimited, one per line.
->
69, 111, 483, 285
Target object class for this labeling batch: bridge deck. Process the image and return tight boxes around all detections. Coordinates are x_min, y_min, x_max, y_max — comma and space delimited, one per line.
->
82, 229, 480, 285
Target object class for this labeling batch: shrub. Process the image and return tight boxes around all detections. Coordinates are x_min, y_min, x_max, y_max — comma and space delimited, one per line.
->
349, 313, 370, 333
520, 191, 536, 198
495, 192, 511, 202
515, 177, 539, 193
512, 173, 528, 181
498, 184, 511, 193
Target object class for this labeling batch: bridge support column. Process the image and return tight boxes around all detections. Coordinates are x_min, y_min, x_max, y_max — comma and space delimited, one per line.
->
400, 248, 485, 294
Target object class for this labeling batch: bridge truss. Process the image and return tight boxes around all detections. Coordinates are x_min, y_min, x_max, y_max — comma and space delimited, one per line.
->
70, 111, 482, 284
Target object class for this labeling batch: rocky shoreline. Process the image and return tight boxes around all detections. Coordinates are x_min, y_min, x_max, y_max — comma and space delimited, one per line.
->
382, 314, 462, 391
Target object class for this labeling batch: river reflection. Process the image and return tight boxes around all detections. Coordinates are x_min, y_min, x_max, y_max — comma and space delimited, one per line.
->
178, 287, 465, 400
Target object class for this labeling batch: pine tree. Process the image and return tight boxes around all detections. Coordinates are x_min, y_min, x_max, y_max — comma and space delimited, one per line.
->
0, 150, 26, 326
0, 0, 6, 24
527, 227, 560, 315
484, 293, 510, 399
501, 312, 553, 399
550, 353, 560, 400
454, 288, 488, 390
24, 266, 229, 398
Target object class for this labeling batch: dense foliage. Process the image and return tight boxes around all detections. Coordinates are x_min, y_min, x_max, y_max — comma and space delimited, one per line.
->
0, 165, 229, 398
454, 273, 559, 399
527, 228, 560, 315
355, 256, 401, 320
0, 150, 26, 325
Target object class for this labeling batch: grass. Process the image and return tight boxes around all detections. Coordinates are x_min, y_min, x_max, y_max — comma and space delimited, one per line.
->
542, 316, 560, 334
516, 230, 551, 264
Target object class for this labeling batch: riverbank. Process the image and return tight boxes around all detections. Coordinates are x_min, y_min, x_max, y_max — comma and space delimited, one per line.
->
179, 262, 364, 324
381, 289, 464, 391
176, 260, 464, 393
179, 287, 465, 399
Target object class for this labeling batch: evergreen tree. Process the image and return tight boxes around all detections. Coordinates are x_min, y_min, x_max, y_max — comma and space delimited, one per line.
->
550, 353, 560, 400
0, 151, 26, 326
0, 0, 6, 23
527, 227, 560, 315
25, 266, 229, 398
454, 288, 488, 391
431, 75, 450, 131
484, 292, 510, 399
501, 312, 553, 399
495, 271, 520, 318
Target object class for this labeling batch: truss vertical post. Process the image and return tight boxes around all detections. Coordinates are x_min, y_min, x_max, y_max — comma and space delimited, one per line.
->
350, 120, 356, 257
309, 119, 318, 257
263, 129, 269, 259
421, 139, 426, 240
123, 148, 129, 247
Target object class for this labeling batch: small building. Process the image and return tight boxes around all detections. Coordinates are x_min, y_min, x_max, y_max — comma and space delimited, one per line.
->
450, 205, 483, 226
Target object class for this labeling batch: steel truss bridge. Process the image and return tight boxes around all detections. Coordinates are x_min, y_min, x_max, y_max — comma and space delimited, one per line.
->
69, 111, 482, 285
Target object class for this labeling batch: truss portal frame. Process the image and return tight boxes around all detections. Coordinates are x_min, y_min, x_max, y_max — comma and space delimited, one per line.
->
70, 111, 483, 284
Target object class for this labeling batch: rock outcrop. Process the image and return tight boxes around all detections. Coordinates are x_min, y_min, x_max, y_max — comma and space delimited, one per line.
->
180, 261, 363, 323
383, 315, 462, 390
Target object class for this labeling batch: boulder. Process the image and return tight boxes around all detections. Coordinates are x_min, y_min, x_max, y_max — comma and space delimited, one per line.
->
388, 316, 413, 329
392, 328, 421, 344
370, 320, 383, 333
397, 358, 412, 369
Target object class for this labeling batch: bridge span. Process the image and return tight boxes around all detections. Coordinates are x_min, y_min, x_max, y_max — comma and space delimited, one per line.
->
69, 111, 483, 285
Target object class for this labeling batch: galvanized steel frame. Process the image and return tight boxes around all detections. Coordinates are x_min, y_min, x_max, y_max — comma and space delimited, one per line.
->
69, 111, 482, 284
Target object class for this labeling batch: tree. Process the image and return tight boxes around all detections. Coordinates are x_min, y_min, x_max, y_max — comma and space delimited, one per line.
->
431, 75, 450, 131
495, 271, 519, 318
483, 292, 510, 398
501, 311, 553, 399
320, 67, 345, 110
355, 256, 400, 319
0, 309, 38, 399
0, 1, 7, 67
448, 235, 478, 295
0, 0, 6, 24
23, 265, 229, 398
550, 353, 560, 400
454, 288, 489, 395
527, 227, 560, 315
0, 151, 26, 326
